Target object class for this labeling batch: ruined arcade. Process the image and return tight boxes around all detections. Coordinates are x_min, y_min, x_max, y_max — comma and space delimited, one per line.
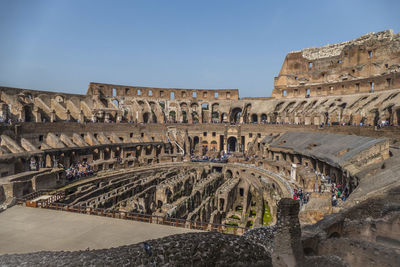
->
0, 30, 400, 266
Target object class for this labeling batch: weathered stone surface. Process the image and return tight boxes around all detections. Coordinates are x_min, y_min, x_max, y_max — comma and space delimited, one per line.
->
0, 232, 272, 267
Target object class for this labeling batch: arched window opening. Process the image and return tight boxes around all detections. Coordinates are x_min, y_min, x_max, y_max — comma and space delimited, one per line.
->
261, 114, 267, 122
182, 111, 187, 123
169, 111, 176, 122
230, 108, 242, 124
227, 137, 237, 153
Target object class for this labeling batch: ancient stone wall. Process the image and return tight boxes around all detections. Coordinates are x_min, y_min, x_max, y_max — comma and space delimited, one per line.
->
273, 30, 400, 98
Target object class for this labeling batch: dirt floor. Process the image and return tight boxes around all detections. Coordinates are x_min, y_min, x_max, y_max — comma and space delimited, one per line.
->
0, 206, 200, 255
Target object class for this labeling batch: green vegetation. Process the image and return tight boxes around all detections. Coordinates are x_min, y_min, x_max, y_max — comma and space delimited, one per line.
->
229, 215, 241, 220
249, 210, 256, 217
225, 221, 239, 227
263, 203, 272, 225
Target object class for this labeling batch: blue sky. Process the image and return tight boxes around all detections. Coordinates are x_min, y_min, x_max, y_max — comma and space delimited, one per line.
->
0, 0, 399, 97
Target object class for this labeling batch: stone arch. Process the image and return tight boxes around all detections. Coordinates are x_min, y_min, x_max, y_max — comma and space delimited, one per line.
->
227, 136, 237, 152
191, 111, 199, 123
168, 111, 176, 122
261, 113, 267, 122
180, 102, 188, 109
230, 107, 242, 123
201, 140, 208, 154
211, 103, 219, 123
210, 140, 217, 152
181, 110, 187, 123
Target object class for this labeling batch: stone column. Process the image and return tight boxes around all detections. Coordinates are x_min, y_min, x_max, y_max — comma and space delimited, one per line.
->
79, 111, 84, 123
51, 110, 56, 122
33, 107, 41, 123
272, 198, 304, 267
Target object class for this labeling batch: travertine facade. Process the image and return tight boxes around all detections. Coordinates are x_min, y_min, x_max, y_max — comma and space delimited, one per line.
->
273, 30, 400, 98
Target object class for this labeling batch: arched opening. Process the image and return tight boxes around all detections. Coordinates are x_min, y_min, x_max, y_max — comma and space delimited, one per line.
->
230, 108, 242, 124
201, 141, 208, 155
143, 112, 151, 123
210, 140, 217, 152
212, 103, 220, 123
24, 105, 33, 122
191, 111, 199, 123
182, 111, 187, 123
261, 114, 267, 123
152, 112, 157, 123
251, 114, 258, 123
168, 111, 176, 123
227, 137, 237, 153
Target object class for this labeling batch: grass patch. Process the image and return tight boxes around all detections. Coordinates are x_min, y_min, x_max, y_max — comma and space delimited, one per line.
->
263, 203, 272, 225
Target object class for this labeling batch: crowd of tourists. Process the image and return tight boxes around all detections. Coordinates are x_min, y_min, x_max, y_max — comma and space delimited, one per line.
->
65, 161, 94, 180
331, 183, 349, 206
190, 153, 229, 163
293, 188, 310, 205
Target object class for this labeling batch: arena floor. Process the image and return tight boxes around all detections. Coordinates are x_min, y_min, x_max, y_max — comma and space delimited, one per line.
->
0, 206, 199, 255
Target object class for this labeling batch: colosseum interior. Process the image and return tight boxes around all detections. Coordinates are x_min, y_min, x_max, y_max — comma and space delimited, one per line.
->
0, 30, 400, 266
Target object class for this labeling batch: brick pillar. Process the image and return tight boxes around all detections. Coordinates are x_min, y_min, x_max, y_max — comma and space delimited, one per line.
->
273, 198, 304, 267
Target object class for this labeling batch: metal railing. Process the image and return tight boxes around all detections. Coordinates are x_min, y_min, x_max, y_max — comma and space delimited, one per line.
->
18, 191, 247, 235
